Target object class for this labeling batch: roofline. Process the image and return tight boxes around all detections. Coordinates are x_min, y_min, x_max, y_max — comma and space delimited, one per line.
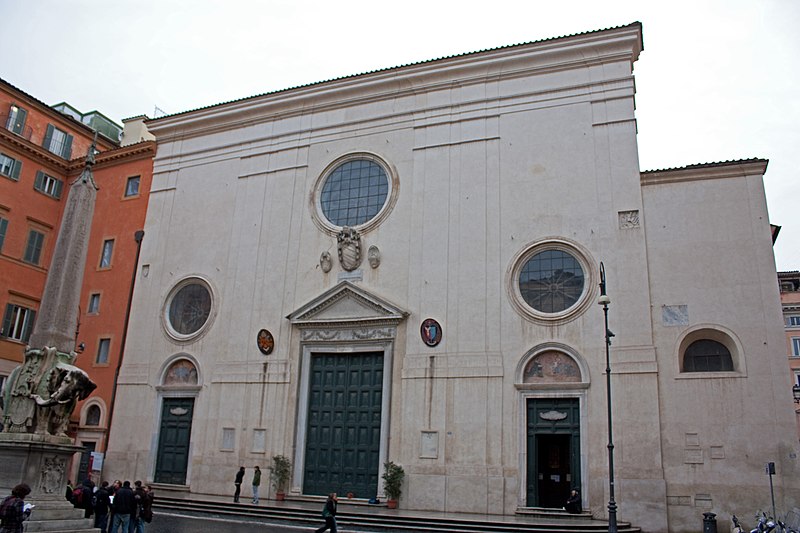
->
147, 22, 643, 124
640, 159, 769, 186
0, 77, 119, 148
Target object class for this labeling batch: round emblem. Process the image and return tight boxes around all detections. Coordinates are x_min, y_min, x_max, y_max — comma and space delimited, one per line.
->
420, 318, 442, 347
257, 329, 274, 355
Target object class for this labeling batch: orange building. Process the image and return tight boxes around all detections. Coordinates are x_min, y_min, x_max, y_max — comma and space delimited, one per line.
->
778, 271, 800, 440
0, 78, 155, 481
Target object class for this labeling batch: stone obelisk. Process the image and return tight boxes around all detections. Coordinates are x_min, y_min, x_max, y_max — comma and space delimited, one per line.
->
28, 144, 97, 352
0, 141, 100, 532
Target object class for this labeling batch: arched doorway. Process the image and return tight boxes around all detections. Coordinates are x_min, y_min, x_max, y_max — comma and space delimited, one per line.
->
154, 358, 200, 485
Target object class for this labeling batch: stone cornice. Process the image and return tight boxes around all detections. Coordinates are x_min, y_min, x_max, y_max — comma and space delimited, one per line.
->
147, 24, 643, 142
66, 140, 155, 176
0, 128, 72, 173
640, 159, 769, 186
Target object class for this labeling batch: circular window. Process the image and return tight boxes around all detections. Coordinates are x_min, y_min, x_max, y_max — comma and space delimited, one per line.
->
311, 153, 399, 235
519, 250, 585, 313
508, 239, 594, 324
164, 278, 214, 341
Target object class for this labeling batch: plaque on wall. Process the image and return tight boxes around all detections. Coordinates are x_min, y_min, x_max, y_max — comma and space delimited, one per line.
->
257, 329, 275, 355
420, 318, 442, 347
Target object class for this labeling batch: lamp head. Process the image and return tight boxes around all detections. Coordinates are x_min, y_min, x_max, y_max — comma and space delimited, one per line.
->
597, 294, 611, 306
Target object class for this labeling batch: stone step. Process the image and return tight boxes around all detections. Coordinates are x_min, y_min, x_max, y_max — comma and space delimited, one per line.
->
24, 518, 97, 532
155, 495, 642, 533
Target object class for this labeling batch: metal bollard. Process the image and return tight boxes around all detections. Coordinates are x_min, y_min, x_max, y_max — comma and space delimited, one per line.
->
703, 512, 718, 533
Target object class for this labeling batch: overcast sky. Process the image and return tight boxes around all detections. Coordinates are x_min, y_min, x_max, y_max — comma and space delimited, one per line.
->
2, 0, 798, 270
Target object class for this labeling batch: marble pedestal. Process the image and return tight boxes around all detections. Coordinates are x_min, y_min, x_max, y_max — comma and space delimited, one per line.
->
0, 434, 98, 532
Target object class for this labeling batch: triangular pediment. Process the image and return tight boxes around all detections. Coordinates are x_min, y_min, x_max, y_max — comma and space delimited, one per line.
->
286, 281, 408, 327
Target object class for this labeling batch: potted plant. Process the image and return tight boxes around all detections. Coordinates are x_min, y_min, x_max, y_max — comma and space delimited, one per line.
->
269, 454, 292, 501
382, 461, 405, 509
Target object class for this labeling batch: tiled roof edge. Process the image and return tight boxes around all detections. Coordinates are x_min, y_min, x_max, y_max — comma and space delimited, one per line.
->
147, 22, 642, 123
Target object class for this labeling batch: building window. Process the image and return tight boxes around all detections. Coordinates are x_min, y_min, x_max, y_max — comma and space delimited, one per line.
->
96, 338, 111, 364
519, 249, 585, 313
43, 124, 73, 159
99, 239, 114, 268
23, 230, 45, 265
5, 104, 28, 136
319, 159, 389, 227
33, 171, 64, 199
125, 176, 141, 197
0, 153, 22, 181
88, 293, 101, 314
85, 405, 101, 426
221, 428, 235, 451
683, 339, 734, 372
789, 316, 800, 327
792, 338, 800, 357
1, 304, 36, 342
164, 278, 214, 340
0, 217, 7, 253
252, 429, 266, 453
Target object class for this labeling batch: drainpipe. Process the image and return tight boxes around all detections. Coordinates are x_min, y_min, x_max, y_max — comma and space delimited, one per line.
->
104, 230, 144, 459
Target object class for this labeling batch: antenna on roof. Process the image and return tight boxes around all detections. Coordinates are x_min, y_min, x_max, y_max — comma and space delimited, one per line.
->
153, 105, 167, 118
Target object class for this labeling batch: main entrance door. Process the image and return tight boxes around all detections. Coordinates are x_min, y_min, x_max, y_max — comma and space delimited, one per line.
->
154, 397, 195, 485
526, 398, 580, 507
303, 352, 383, 498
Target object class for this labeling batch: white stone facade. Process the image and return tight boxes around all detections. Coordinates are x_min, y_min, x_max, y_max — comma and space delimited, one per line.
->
105, 23, 800, 532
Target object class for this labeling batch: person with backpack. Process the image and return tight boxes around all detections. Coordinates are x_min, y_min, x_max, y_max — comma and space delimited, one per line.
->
129, 481, 147, 533
0, 483, 32, 533
72, 478, 95, 519
314, 493, 338, 533
93, 481, 112, 533
138, 486, 154, 527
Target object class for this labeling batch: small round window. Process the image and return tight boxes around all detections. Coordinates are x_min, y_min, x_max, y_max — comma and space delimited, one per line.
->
519, 250, 584, 313
509, 240, 593, 324
164, 278, 214, 341
320, 159, 389, 227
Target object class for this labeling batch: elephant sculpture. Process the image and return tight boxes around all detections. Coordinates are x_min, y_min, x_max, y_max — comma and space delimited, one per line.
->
1, 346, 96, 437
31, 363, 97, 437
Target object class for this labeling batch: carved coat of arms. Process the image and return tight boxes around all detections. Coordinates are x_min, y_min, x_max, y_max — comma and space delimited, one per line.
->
337, 227, 362, 271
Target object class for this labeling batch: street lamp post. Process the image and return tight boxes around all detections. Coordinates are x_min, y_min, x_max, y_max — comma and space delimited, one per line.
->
598, 262, 618, 533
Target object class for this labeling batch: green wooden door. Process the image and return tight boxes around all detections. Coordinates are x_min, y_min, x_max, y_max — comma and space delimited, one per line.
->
526, 398, 580, 507
155, 397, 195, 485
304, 352, 383, 497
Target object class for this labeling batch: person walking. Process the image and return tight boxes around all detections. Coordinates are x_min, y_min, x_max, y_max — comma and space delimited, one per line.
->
109, 481, 136, 533
251, 466, 261, 505
0, 483, 32, 533
314, 493, 337, 533
233, 467, 245, 503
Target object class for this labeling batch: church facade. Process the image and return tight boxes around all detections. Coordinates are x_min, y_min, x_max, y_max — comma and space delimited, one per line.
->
104, 23, 799, 532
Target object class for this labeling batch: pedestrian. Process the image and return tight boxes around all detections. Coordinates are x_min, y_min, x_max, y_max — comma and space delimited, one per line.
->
314, 493, 337, 533
93, 481, 112, 533
129, 481, 146, 533
109, 481, 136, 533
139, 486, 154, 526
108, 480, 121, 530
565, 488, 581, 514
251, 466, 261, 505
65, 479, 74, 502
233, 466, 245, 503
80, 478, 96, 519
0, 483, 32, 533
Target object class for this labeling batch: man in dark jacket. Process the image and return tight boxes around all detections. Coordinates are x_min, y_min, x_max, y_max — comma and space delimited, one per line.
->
93, 481, 111, 533
233, 467, 245, 503
109, 481, 136, 533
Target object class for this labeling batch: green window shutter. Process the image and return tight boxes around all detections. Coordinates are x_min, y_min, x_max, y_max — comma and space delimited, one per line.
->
43, 124, 54, 151
53, 178, 63, 199
15, 107, 27, 134
25, 231, 44, 264
0, 218, 7, 251
11, 159, 21, 180
22, 308, 36, 342
1, 304, 12, 338
62, 134, 73, 159
34, 170, 44, 192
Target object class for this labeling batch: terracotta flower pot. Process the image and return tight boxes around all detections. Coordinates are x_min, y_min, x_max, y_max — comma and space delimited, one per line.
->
387, 499, 398, 509
276, 491, 285, 501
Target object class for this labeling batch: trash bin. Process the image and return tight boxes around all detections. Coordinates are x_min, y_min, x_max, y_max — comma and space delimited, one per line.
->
703, 512, 718, 533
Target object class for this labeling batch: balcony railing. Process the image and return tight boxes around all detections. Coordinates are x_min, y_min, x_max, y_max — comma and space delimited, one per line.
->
1, 113, 34, 141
